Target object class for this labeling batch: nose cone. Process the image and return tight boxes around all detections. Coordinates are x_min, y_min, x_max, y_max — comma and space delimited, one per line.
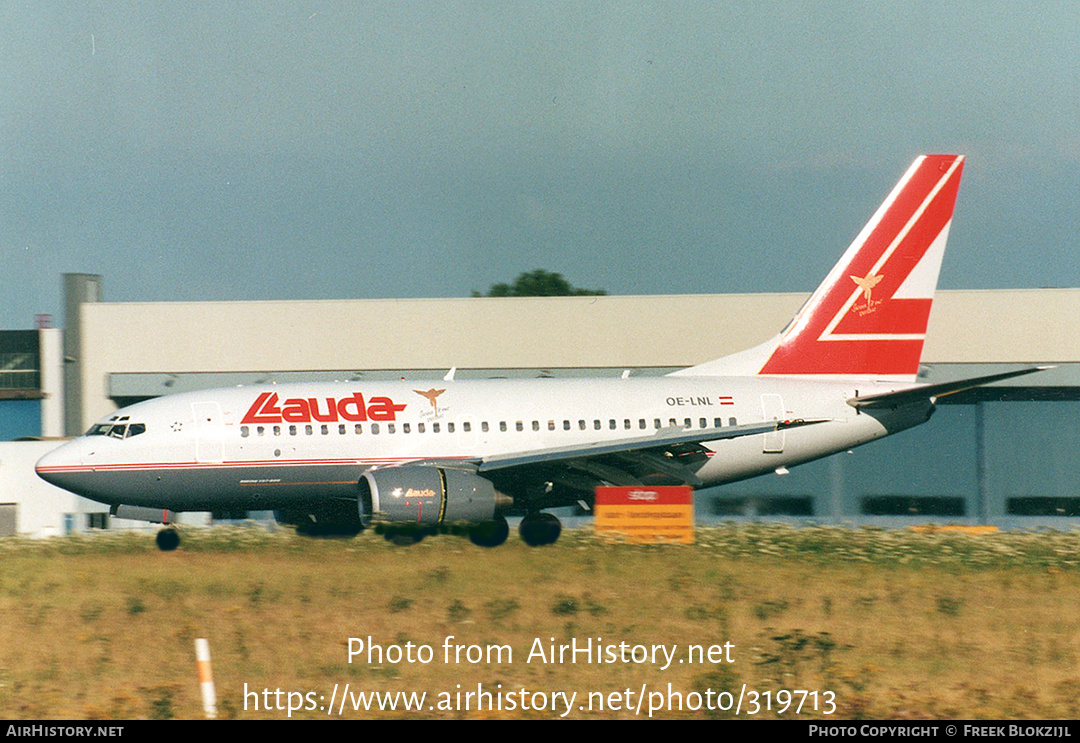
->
35, 441, 84, 493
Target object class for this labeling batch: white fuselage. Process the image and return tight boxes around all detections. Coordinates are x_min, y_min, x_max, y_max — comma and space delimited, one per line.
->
35, 376, 928, 513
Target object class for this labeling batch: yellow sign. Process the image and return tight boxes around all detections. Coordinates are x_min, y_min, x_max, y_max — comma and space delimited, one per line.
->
594, 486, 694, 544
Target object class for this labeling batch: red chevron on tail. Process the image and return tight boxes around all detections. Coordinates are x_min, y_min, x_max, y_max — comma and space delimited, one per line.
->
758, 154, 964, 377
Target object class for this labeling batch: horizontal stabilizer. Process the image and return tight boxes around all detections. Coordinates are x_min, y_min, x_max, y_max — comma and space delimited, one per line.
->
847, 367, 1052, 409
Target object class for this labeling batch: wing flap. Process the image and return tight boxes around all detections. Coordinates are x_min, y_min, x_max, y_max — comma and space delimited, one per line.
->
477, 418, 825, 473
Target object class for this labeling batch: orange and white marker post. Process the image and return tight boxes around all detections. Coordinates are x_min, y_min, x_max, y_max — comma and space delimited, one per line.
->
195, 638, 218, 719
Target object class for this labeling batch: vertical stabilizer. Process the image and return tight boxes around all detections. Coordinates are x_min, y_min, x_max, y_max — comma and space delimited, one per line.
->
674, 155, 965, 380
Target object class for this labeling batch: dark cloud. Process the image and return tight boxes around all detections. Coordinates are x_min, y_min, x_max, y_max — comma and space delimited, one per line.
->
4, 2, 1080, 327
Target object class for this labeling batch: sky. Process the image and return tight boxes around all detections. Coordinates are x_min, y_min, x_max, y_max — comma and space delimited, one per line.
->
3, 2, 1079, 329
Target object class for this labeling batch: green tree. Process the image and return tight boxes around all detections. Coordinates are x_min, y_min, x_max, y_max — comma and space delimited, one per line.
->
474, 269, 607, 297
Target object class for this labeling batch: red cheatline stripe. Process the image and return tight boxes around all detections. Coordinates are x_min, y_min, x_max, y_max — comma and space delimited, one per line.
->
37, 456, 472, 474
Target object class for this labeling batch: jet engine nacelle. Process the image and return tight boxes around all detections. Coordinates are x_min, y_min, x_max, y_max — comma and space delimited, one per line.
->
358, 465, 507, 526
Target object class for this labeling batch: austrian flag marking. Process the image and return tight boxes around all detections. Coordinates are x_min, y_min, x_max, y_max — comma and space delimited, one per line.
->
241, 392, 406, 424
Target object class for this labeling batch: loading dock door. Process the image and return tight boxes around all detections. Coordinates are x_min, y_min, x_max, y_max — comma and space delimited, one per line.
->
0, 503, 17, 537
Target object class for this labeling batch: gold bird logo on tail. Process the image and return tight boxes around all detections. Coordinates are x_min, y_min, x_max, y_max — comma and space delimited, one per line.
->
849, 271, 884, 303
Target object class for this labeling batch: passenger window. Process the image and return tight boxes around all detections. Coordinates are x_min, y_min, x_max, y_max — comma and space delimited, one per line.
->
463, 422, 471, 432
593, 420, 601, 430
403, 423, 411, 434
609, 420, 616, 430
639, 419, 646, 429
654, 419, 661, 429
532, 421, 539, 431
447, 422, 455, 433
624, 419, 631, 430
500, 422, 507, 432
387, 424, 395, 434
548, 420, 555, 431
481, 421, 488, 432
241, 426, 250, 438
417, 422, 425, 433
371, 423, 380, 434
274, 425, 282, 436
338, 424, 346, 435
354, 424, 362, 434
305, 425, 313, 435
433, 422, 440, 433
578, 420, 586, 430
321, 424, 329, 435
516, 421, 523, 432
290, 425, 298, 436
714, 418, 722, 428
729, 417, 737, 426
700, 418, 707, 428
563, 420, 570, 431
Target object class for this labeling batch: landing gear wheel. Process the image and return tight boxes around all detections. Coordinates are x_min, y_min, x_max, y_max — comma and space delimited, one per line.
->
469, 515, 510, 548
519, 512, 562, 546
156, 527, 180, 552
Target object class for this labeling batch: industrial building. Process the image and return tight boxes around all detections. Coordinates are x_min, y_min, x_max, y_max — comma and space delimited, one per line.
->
3, 273, 1080, 537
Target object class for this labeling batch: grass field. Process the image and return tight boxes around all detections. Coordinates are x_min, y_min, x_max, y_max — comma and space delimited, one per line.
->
2, 523, 1080, 719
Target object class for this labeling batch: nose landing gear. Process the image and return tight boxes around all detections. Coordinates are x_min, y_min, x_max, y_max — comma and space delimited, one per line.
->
156, 526, 181, 551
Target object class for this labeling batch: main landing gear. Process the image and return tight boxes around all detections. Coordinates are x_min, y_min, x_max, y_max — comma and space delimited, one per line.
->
518, 512, 562, 547
468, 515, 510, 548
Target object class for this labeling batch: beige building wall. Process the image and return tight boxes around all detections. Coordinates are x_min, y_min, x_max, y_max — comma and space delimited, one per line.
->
75, 289, 1079, 429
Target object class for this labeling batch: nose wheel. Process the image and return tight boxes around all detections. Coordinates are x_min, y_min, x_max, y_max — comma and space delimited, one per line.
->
156, 527, 180, 551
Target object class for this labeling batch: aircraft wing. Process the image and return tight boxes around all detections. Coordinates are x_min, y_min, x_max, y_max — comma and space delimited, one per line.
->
847, 367, 1050, 409
477, 418, 826, 489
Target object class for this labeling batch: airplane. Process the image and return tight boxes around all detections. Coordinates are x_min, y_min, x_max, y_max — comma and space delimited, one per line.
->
35, 154, 1041, 551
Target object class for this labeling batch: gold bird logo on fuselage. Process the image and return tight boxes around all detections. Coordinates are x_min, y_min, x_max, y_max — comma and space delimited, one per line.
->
414, 388, 446, 415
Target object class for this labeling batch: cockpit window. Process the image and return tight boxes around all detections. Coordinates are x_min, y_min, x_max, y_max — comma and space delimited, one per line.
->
86, 422, 147, 438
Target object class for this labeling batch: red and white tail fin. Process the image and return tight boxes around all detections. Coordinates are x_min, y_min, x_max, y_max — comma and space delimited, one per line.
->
674, 154, 965, 381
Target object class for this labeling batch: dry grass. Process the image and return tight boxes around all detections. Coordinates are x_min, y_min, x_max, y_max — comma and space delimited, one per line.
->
2, 523, 1080, 719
